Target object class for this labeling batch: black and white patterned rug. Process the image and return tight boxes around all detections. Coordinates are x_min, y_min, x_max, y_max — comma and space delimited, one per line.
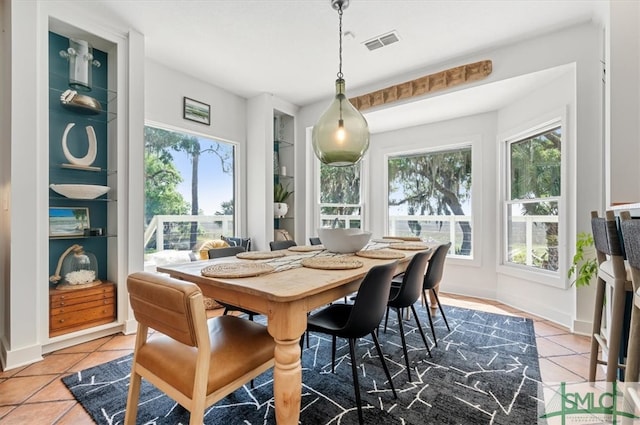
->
63, 305, 542, 424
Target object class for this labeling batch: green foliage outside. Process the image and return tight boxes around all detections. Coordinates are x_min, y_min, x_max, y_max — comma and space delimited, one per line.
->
320, 163, 361, 228
508, 127, 561, 271
388, 147, 472, 255
144, 126, 233, 251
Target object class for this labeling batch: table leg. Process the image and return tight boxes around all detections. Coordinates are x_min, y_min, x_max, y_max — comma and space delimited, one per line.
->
268, 304, 306, 425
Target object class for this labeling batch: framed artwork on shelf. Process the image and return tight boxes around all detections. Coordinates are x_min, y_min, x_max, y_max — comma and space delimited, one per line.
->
49, 207, 90, 237
183, 96, 210, 125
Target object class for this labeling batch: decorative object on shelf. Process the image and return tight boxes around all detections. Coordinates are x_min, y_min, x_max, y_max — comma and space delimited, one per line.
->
61, 122, 98, 169
274, 228, 292, 242
312, 0, 369, 167
59, 39, 101, 91
50, 183, 110, 200
274, 182, 293, 218
49, 244, 101, 289
49, 207, 90, 238
60, 89, 102, 114
84, 228, 104, 237
274, 203, 288, 218
317, 227, 372, 253
183, 96, 210, 125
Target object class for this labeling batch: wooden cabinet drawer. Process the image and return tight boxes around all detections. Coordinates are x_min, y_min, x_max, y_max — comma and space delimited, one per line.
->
50, 297, 114, 316
50, 285, 115, 306
50, 304, 115, 331
49, 282, 116, 337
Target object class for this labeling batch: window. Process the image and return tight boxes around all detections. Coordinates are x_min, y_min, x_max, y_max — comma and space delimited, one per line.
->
143, 125, 236, 254
505, 124, 561, 273
387, 146, 472, 257
318, 162, 362, 229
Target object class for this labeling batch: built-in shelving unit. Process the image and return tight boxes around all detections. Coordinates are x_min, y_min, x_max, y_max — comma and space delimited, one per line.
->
273, 111, 295, 240
48, 30, 118, 338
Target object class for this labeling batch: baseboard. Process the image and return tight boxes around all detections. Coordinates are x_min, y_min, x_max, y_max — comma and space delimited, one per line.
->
1, 335, 43, 371
572, 318, 592, 336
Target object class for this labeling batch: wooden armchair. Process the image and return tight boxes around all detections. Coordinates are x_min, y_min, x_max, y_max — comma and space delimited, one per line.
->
125, 272, 275, 425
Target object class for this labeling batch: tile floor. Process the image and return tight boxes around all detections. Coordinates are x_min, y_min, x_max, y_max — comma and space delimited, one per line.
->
0, 293, 602, 424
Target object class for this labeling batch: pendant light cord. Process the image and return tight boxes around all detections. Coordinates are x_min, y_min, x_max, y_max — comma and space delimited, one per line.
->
337, 4, 343, 80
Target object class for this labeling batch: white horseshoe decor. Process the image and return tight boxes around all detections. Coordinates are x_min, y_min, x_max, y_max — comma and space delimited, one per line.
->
61, 123, 98, 167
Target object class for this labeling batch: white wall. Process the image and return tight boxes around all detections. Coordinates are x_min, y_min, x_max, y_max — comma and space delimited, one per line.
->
496, 71, 582, 328
297, 22, 602, 330
607, 1, 640, 205
0, 0, 11, 359
144, 59, 248, 250
370, 113, 498, 301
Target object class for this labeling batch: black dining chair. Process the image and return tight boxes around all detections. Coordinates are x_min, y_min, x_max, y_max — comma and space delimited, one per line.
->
270, 240, 297, 251
305, 261, 399, 425
392, 242, 451, 345
384, 250, 432, 381
309, 237, 322, 246
208, 246, 259, 321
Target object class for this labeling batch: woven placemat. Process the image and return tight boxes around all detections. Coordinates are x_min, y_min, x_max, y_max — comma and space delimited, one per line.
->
201, 262, 274, 278
301, 257, 363, 270
389, 242, 430, 250
383, 235, 423, 242
355, 249, 406, 259
372, 238, 403, 243
236, 251, 286, 260
288, 245, 324, 252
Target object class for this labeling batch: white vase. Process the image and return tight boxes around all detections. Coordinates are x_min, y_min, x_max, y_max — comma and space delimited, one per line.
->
274, 202, 288, 218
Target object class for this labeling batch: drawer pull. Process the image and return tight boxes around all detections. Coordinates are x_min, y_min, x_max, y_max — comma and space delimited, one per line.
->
58, 319, 65, 323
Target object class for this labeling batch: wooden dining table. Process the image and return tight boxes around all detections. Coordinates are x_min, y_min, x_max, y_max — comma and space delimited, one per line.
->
157, 243, 426, 424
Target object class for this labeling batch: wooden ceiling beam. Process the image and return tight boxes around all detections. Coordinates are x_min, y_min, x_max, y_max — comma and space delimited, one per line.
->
350, 59, 493, 111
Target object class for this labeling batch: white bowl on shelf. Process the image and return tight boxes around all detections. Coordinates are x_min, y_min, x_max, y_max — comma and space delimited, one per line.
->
317, 228, 372, 253
50, 184, 110, 200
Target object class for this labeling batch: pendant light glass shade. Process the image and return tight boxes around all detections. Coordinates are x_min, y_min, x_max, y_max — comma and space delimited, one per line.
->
312, 78, 370, 166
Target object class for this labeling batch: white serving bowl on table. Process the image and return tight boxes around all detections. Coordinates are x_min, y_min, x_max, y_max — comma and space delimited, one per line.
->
317, 228, 372, 253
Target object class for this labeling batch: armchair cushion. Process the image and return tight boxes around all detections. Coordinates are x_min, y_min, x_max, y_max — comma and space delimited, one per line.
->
221, 236, 252, 251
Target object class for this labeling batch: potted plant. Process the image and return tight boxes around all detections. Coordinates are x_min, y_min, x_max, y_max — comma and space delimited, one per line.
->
568, 232, 598, 287
274, 182, 293, 218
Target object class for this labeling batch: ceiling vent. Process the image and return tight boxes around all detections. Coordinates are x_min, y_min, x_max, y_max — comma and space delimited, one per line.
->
363, 31, 399, 51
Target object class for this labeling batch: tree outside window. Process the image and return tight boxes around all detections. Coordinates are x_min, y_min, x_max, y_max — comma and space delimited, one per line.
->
387, 146, 472, 256
144, 125, 235, 252
319, 163, 361, 229
506, 125, 561, 272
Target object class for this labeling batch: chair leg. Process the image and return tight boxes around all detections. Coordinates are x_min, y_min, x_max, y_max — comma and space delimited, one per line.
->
431, 289, 450, 331
423, 301, 437, 347
589, 278, 606, 382
223, 307, 230, 315
410, 304, 432, 357
348, 338, 365, 425
395, 307, 412, 381
383, 306, 390, 333
124, 369, 142, 425
332, 335, 337, 373
371, 331, 397, 399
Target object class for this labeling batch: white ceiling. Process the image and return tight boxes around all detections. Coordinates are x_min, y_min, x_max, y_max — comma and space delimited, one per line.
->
73, 0, 604, 130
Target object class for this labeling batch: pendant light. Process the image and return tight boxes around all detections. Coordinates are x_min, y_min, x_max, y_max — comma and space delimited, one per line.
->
312, 0, 370, 167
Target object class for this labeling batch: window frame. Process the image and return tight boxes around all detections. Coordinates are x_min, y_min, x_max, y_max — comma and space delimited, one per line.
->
498, 112, 568, 288
143, 120, 241, 247
384, 141, 476, 262
313, 155, 367, 232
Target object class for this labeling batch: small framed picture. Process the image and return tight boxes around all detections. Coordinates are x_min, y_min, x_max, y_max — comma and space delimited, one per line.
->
183, 97, 211, 125
49, 207, 90, 237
